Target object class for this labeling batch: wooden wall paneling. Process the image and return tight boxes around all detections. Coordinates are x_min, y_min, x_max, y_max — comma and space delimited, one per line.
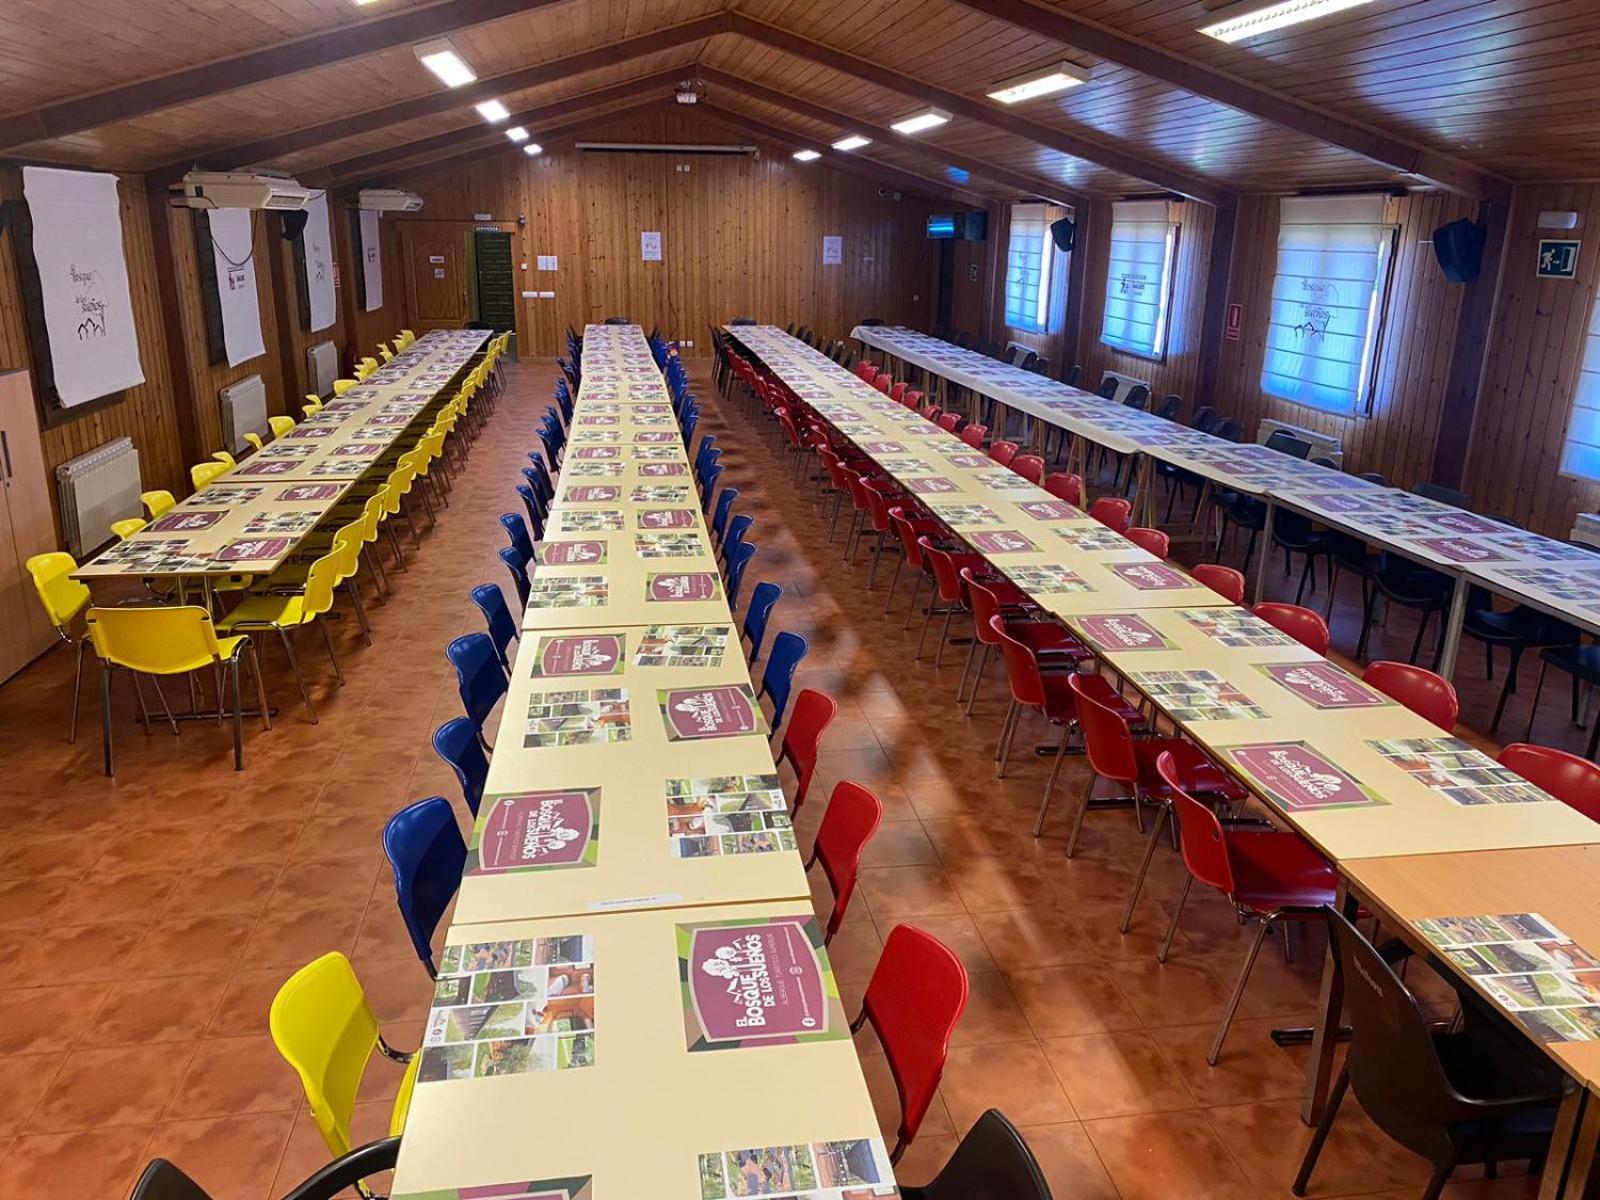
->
270, 219, 351, 401
333, 197, 410, 359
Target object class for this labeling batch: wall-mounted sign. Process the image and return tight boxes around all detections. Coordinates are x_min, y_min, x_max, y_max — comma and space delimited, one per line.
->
537, 255, 558, 271
434, 268, 446, 279
641, 231, 662, 262
428, 255, 445, 264
473, 212, 493, 222
822, 235, 842, 265
1224, 301, 1243, 342
1537, 239, 1581, 279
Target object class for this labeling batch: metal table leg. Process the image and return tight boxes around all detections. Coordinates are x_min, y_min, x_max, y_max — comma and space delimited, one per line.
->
1300, 881, 1356, 1124
1436, 573, 1470, 681
1253, 498, 1276, 605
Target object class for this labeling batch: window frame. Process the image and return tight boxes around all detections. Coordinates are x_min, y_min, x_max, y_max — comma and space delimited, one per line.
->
1003, 203, 1055, 335
1558, 287, 1600, 483
1098, 205, 1181, 363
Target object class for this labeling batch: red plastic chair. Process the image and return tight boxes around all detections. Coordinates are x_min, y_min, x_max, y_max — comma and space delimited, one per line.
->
858, 478, 904, 588
886, 507, 941, 622
1251, 602, 1330, 655
936, 411, 962, 432
902, 389, 924, 411
916, 537, 986, 668
962, 569, 1089, 713
1043, 472, 1082, 507
778, 688, 838, 812
1125, 527, 1170, 558
988, 440, 1019, 467
889, 381, 908, 404
921, 404, 943, 424
1010, 454, 1045, 485
959, 423, 987, 448
873, 374, 893, 394
855, 361, 878, 383
1067, 674, 1247, 930
852, 924, 969, 1163
1363, 661, 1459, 731
806, 781, 884, 942
1191, 563, 1245, 604
1154, 751, 1338, 1064
1499, 743, 1600, 821
1089, 496, 1132, 534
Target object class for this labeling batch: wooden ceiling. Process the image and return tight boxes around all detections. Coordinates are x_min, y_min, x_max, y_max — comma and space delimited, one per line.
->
0, 0, 1595, 205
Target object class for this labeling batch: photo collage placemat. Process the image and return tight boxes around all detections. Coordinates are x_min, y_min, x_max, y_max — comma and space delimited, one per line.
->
1368, 737, 1552, 806
524, 688, 632, 748
667, 774, 794, 859
697, 1137, 897, 1199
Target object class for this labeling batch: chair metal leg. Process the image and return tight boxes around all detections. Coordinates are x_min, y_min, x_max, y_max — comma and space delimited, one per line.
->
934, 608, 955, 668
996, 700, 1024, 778
1292, 1068, 1349, 1196
1065, 772, 1097, 857
68, 637, 88, 743
901, 573, 924, 631
318, 616, 347, 684
1120, 802, 1170, 933
1156, 873, 1193, 962
345, 580, 373, 647
1035, 724, 1072, 836
1409, 606, 1431, 664
247, 643, 272, 732
955, 637, 980, 705
279, 627, 318, 723
99, 663, 115, 777
229, 660, 245, 770
964, 644, 990, 717
1489, 645, 1520, 732
994, 698, 1018, 763
914, 601, 937, 659
1208, 917, 1273, 1064
882, 555, 904, 615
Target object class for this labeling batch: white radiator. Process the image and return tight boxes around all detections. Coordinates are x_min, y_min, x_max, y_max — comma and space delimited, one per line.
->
306, 339, 338, 398
56, 437, 142, 558
220, 374, 269, 455
1257, 417, 1344, 465
1099, 369, 1151, 403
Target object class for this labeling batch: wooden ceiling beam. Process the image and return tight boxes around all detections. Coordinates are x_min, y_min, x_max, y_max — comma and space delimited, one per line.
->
0, 0, 579, 152
726, 12, 1230, 207
325, 69, 687, 184
947, 0, 1510, 202
697, 65, 1083, 209
146, 13, 730, 188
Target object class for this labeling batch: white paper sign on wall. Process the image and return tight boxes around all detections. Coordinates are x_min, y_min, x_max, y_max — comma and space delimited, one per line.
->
359, 209, 383, 312
641, 231, 662, 262
302, 192, 337, 332
21, 165, 146, 407
822, 235, 842, 265
537, 255, 558, 271
208, 208, 265, 367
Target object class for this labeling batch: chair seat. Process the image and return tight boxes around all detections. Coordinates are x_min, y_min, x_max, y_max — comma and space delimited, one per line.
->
1225, 830, 1339, 913
219, 594, 310, 631
1540, 643, 1600, 683
1134, 737, 1249, 803
1009, 620, 1094, 662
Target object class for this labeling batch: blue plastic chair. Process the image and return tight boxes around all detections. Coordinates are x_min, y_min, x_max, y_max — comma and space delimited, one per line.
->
700, 464, 724, 513
471, 583, 519, 672
524, 455, 555, 504
499, 511, 536, 567
711, 487, 740, 547
537, 424, 562, 469
515, 484, 545, 541
722, 513, 755, 562
383, 796, 467, 978
682, 410, 698, 449
758, 630, 809, 730
520, 469, 551, 519
446, 632, 507, 745
742, 581, 782, 663
694, 435, 718, 478
498, 546, 530, 608
726, 540, 758, 611
432, 716, 488, 817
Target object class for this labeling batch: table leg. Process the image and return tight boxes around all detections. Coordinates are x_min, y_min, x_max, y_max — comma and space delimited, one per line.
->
1537, 1086, 1592, 1200
1301, 880, 1354, 1125
1252, 498, 1276, 605
1436, 573, 1469, 681
1131, 456, 1153, 528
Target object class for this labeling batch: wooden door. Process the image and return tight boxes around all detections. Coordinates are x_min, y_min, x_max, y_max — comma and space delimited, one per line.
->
0, 370, 61, 682
401, 227, 468, 331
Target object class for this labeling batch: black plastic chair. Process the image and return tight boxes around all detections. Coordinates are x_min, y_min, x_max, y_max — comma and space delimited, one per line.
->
902, 1109, 1051, 1199
1218, 430, 1314, 574
1062, 364, 1082, 387
1524, 643, 1600, 758
1294, 912, 1562, 1199
133, 1138, 401, 1200
1095, 375, 1119, 399
1356, 482, 1471, 666
1027, 355, 1051, 376
1154, 393, 1182, 421
603, 315, 630, 325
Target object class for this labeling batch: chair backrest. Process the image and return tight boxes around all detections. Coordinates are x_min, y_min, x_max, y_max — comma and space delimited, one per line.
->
141, 489, 177, 518
814, 780, 884, 940
1411, 480, 1471, 510
1155, 394, 1182, 421
383, 796, 467, 977
1043, 472, 1082, 507
1264, 428, 1313, 459
86, 605, 226, 674
1123, 384, 1150, 411
269, 951, 381, 1157
130, 1159, 214, 1200
873, 374, 893, 394
470, 583, 519, 672
936, 411, 961, 432
988, 440, 1019, 467
760, 630, 809, 727
1191, 563, 1245, 604
988, 614, 1046, 709
1010, 454, 1044, 484
1155, 752, 1234, 895
725, 541, 758, 609
1125, 527, 1169, 558
1499, 743, 1600, 822
1250, 602, 1330, 655
742, 581, 782, 662
498, 546, 530, 609
110, 516, 148, 540
190, 460, 229, 489
1212, 417, 1243, 442
1191, 405, 1219, 433
711, 486, 740, 545
445, 632, 507, 735
1089, 497, 1132, 534
25, 551, 89, 632
300, 545, 345, 620
1362, 661, 1458, 731
1096, 376, 1119, 399
778, 688, 837, 811
499, 512, 536, 568
432, 716, 488, 817
914, 1109, 1052, 1200
1067, 672, 1138, 784
917, 537, 966, 604
862, 924, 970, 1154
960, 423, 987, 448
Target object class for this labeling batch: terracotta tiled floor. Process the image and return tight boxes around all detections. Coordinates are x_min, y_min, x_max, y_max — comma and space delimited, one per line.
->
0, 357, 1576, 1199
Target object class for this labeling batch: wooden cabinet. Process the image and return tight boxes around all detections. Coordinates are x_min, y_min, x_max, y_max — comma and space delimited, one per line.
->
0, 370, 60, 683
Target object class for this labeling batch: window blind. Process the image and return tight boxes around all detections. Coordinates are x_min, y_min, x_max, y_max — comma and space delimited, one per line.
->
1004, 203, 1051, 333
1260, 194, 1393, 415
1100, 199, 1176, 358
1561, 294, 1600, 481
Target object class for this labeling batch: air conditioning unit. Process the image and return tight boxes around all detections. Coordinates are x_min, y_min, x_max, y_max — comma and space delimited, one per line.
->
358, 188, 424, 213
1257, 416, 1344, 465
174, 170, 312, 211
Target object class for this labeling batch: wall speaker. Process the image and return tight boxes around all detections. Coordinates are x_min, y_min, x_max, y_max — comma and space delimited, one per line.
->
1050, 216, 1076, 254
279, 210, 310, 242
1432, 217, 1487, 283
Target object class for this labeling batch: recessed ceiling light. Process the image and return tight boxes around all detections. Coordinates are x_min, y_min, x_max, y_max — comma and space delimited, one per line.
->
475, 99, 510, 123
986, 62, 1093, 104
413, 38, 476, 88
832, 135, 871, 151
505, 126, 530, 143
1199, 0, 1377, 43
523, 142, 543, 156
792, 149, 821, 162
890, 108, 950, 135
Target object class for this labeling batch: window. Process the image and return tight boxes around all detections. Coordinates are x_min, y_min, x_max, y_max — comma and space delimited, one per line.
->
1003, 203, 1053, 333
1560, 292, 1600, 480
1260, 194, 1397, 415
1100, 199, 1178, 359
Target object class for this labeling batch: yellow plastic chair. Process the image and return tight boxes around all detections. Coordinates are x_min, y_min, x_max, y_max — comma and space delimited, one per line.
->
25, 552, 93, 742
397, 449, 437, 528
84, 605, 270, 776
377, 466, 416, 567
212, 450, 238, 467
219, 544, 346, 721
377, 344, 394, 363
269, 415, 297, 439
110, 517, 147, 540
270, 952, 419, 1170
398, 329, 416, 347
243, 432, 266, 452
303, 395, 326, 419
141, 490, 176, 519
332, 379, 359, 396
191, 460, 230, 490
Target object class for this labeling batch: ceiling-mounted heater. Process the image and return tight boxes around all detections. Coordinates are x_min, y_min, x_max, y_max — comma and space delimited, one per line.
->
575, 143, 759, 156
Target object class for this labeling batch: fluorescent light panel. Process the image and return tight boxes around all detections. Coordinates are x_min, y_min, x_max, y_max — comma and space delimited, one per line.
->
413, 38, 476, 87
792, 149, 821, 162
475, 99, 510, 122
523, 143, 543, 156
1198, 0, 1377, 43
986, 62, 1092, 103
505, 125, 530, 143
891, 108, 950, 135
832, 135, 871, 151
